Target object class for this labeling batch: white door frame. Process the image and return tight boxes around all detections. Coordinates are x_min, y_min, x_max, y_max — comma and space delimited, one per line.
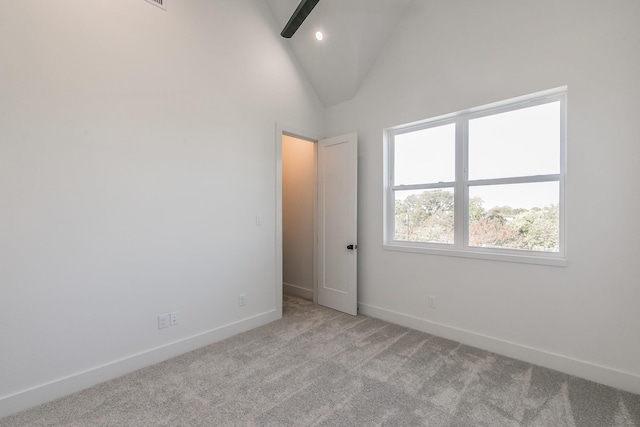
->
275, 123, 321, 318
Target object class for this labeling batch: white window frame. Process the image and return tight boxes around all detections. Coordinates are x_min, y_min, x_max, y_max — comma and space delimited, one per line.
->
383, 87, 567, 266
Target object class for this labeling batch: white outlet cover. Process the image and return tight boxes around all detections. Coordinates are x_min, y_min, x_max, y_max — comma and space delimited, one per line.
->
170, 311, 179, 325
429, 296, 438, 308
158, 313, 170, 329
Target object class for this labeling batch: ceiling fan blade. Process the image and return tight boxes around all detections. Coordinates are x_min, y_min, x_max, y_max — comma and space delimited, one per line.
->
280, 0, 320, 38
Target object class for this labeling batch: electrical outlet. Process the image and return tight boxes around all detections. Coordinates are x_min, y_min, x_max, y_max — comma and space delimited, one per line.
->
158, 313, 170, 329
428, 296, 437, 309
238, 294, 247, 307
170, 311, 179, 325
256, 214, 263, 226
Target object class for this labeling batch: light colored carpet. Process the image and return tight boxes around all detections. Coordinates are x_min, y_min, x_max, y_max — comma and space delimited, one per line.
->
2, 295, 639, 426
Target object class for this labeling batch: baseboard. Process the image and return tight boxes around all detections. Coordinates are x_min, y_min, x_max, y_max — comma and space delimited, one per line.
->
358, 302, 640, 395
283, 282, 314, 301
0, 309, 280, 419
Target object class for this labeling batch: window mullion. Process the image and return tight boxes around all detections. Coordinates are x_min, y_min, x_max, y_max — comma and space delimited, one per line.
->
467, 174, 561, 187
391, 182, 456, 192
559, 93, 567, 257
455, 117, 467, 249
387, 133, 396, 241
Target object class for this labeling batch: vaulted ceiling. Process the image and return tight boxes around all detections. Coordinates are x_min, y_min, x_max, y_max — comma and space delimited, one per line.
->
265, 0, 414, 108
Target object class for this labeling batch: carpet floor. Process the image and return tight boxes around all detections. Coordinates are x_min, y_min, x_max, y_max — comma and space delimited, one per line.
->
2, 295, 639, 426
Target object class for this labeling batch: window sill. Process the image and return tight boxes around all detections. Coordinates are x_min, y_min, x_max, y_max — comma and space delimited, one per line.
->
383, 243, 567, 267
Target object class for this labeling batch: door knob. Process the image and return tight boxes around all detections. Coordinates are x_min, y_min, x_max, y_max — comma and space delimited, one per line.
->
347, 244, 357, 250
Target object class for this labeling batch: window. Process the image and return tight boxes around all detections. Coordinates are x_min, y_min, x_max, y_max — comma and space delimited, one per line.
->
384, 87, 566, 266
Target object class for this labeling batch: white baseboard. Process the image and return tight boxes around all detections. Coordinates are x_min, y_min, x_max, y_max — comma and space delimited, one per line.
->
358, 302, 640, 395
283, 282, 314, 301
0, 309, 280, 419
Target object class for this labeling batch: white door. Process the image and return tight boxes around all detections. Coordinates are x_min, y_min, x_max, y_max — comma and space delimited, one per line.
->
317, 132, 358, 316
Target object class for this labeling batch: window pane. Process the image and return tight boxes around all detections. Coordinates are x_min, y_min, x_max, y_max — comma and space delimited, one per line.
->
468, 182, 559, 252
469, 102, 560, 180
393, 123, 455, 185
394, 188, 454, 244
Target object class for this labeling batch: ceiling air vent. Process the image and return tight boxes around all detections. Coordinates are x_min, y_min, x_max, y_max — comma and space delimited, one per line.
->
144, 0, 166, 11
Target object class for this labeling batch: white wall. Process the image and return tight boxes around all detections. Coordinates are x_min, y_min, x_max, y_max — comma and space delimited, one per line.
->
282, 135, 315, 300
325, 0, 640, 393
0, 0, 324, 417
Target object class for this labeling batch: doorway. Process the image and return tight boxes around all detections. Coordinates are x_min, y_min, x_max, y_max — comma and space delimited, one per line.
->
281, 134, 317, 302
275, 126, 358, 317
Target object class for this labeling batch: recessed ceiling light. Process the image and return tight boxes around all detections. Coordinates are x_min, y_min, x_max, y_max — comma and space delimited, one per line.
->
315, 31, 324, 41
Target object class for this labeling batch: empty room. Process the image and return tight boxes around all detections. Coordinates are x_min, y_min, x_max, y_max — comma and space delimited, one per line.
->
1, 0, 639, 425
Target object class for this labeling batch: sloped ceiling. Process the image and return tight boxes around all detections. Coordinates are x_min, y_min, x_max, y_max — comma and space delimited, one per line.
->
265, 0, 414, 108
